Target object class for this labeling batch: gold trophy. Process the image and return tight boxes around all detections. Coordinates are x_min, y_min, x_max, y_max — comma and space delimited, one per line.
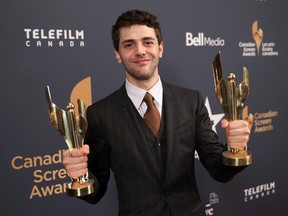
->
212, 52, 253, 166
45, 86, 94, 196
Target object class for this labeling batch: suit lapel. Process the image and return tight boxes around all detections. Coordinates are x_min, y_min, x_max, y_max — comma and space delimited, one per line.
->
162, 83, 175, 182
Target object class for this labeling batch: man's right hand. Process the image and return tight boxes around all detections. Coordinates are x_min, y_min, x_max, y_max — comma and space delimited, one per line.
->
62, 144, 90, 179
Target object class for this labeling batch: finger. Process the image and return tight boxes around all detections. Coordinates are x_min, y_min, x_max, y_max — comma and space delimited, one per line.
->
66, 161, 88, 172
228, 137, 249, 145
70, 148, 86, 157
221, 119, 229, 129
64, 160, 88, 179
62, 149, 71, 157
246, 113, 253, 130
66, 166, 88, 179
62, 154, 88, 165
82, 144, 90, 155
63, 146, 89, 158
229, 142, 247, 150
228, 120, 249, 130
227, 133, 249, 148
61, 146, 89, 178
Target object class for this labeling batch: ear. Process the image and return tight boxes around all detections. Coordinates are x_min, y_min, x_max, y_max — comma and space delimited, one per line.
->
114, 49, 122, 64
159, 41, 164, 58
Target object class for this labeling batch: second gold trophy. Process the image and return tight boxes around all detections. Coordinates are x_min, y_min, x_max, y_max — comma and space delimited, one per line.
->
212, 52, 253, 167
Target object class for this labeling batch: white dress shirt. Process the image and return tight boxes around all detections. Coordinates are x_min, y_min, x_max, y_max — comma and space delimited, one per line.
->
125, 76, 163, 118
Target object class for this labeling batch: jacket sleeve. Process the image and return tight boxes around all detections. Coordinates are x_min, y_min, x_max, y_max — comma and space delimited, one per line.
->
79, 104, 111, 204
194, 91, 246, 183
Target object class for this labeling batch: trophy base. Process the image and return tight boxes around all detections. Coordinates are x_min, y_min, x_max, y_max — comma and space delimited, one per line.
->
222, 150, 252, 167
66, 179, 94, 197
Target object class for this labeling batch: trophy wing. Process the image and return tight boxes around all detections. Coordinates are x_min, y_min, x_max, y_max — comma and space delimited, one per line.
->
76, 99, 87, 147
45, 86, 74, 150
212, 52, 229, 118
236, 67, 250, 118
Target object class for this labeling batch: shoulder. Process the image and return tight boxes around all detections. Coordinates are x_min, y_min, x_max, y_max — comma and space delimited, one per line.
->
162, 81, 200, 98
162, 81, 206, 114
87, 84, 127, 112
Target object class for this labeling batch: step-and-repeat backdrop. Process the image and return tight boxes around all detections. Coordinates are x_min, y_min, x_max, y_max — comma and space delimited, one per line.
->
1, 1, 287, 215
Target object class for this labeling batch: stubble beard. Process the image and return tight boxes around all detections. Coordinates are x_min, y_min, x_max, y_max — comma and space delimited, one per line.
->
127, 69, 155, 81
123, 58, 159, 81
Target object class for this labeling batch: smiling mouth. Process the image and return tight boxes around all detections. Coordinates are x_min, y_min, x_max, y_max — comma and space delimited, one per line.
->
133, 58, 150, 64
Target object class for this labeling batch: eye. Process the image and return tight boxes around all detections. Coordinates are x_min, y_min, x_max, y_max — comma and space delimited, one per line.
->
123, 42, 133, 48
144, 40, 154, 46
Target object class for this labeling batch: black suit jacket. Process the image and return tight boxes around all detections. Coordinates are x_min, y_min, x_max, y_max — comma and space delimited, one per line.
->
82, 82, 245, 216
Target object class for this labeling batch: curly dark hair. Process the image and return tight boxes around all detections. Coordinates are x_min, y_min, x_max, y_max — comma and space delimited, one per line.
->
112, 9, 163, 52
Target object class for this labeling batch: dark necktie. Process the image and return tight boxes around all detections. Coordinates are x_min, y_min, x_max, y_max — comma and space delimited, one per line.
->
143, 92, 161, 137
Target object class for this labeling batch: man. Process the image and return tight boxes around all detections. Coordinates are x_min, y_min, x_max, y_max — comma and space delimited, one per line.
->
62, 9, 250, 216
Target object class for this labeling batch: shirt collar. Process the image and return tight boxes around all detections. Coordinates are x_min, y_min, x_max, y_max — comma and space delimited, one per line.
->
125, 76, 163, 110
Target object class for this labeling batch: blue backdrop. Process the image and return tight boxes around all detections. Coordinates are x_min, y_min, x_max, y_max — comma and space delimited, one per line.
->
1, 1, 287, 215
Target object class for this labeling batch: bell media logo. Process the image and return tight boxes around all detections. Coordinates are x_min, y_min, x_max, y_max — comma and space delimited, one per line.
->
239, 20, 278, 56
186, 32, 225, 47
24, 28, 85, 47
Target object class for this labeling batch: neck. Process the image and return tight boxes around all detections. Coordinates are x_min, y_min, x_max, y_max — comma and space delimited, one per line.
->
127, 75, 159, 91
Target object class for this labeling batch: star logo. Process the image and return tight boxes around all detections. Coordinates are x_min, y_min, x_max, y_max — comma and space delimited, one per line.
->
204, 97, 224, 133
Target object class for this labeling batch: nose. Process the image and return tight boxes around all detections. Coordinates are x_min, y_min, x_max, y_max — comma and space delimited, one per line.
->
135, 43, 146, 56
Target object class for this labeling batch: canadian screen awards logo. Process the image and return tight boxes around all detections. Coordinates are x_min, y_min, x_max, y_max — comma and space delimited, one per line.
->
24, 28, 85, 47
253, 110, 278, 133
239, 20, 279, 56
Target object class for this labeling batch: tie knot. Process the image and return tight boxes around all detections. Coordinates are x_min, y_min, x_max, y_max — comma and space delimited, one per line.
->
143, 92, 154, 104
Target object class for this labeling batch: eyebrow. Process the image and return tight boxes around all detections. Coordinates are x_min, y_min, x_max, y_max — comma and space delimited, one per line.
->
121, 37, 156, 44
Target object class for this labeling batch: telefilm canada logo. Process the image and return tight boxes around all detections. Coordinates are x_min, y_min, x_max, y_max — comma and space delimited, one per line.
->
24, 28, 85, 47
239, 20, 278, 56
244, 181, 276, 202
186, 32, 225, 47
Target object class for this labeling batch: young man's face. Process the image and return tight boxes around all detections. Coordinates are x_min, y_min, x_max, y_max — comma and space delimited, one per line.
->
114, 24, 163, 88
